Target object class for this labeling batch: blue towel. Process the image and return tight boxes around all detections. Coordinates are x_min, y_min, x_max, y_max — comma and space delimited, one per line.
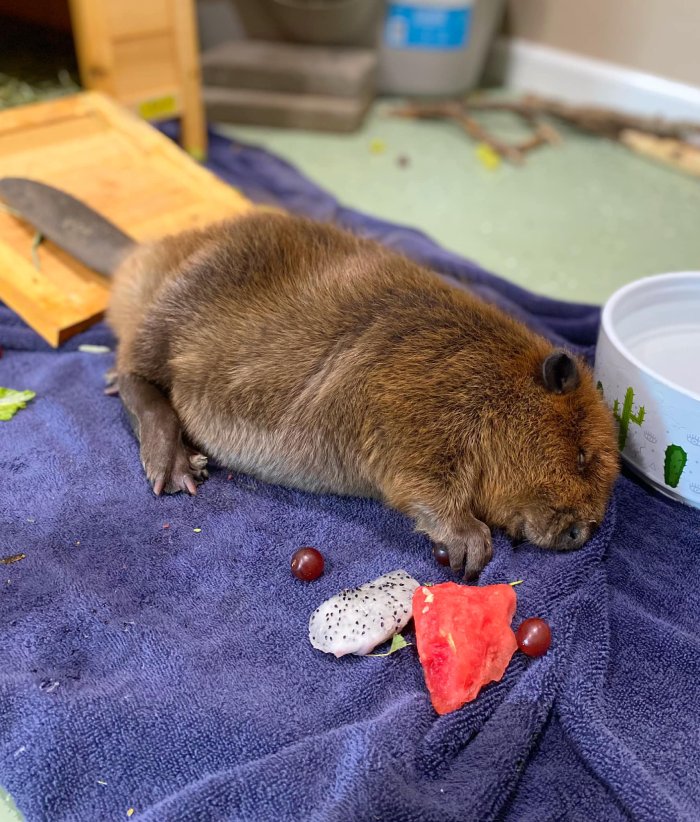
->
0, 126, 698, 822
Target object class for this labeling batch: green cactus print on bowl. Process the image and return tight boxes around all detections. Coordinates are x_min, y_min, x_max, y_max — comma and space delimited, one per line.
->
612, 387, 645, 450
664, 444, 688, 488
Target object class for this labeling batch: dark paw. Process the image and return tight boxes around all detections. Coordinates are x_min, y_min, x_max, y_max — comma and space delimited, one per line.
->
142, 441, 208, 496
444, 519, 493, 581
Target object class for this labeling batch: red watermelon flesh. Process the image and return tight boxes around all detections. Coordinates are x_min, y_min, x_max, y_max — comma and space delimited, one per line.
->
413, 582, 518, 715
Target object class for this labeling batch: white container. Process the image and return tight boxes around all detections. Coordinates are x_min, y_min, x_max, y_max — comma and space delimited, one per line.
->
377, 0, 505, 96
594, 271, 700, 509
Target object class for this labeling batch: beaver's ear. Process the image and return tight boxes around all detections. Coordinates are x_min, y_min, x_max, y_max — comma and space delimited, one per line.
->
542, 351, 579, 394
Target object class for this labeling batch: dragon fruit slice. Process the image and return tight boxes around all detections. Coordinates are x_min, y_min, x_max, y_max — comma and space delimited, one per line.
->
309, 570, 420, 657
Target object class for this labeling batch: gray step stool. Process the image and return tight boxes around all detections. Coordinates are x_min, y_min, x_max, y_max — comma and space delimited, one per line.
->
202, 39, 377, 132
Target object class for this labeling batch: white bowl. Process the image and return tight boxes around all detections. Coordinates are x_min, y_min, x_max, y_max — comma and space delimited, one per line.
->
595, 271, 700, 508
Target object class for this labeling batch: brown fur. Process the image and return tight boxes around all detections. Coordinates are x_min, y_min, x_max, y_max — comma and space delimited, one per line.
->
107, 212, 619, 577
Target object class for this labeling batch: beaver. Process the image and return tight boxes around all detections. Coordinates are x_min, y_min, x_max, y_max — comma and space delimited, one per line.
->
0, 180, 619, 578
108, 211, 619, 577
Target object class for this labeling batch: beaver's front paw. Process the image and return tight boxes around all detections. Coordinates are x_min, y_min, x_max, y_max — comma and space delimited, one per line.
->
441, 517, 493, 581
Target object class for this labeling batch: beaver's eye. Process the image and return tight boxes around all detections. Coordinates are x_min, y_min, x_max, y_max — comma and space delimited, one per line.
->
577, 449, 586, 471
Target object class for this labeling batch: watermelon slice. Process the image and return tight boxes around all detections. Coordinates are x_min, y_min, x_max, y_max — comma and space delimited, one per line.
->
413, 583, 518, 715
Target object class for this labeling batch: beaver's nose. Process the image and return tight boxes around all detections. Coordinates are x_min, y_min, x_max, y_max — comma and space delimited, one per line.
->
559, 522, 588, 550
567, 524, 582, 542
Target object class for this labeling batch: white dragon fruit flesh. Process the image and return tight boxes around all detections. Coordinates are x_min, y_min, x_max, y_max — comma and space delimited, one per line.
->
309, 569, 420, 657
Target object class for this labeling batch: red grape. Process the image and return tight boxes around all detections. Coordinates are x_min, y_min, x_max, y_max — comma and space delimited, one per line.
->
433, 544, 450, 567
516, 617, 551, 657
291, 547, 324, 581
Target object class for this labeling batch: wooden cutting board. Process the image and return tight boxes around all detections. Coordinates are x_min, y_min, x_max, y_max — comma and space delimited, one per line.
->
0, 91, 255, 346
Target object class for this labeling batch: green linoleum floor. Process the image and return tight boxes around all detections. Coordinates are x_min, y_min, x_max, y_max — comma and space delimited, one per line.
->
216, 100, 700, 305
0, 789, 23, 822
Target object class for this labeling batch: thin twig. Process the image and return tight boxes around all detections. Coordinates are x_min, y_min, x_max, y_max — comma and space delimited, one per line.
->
466, 94, 700, 139
510, 121, 563, 154
455, 111, 524, 164
392, 101, 527, 165
620, 129, 700, 177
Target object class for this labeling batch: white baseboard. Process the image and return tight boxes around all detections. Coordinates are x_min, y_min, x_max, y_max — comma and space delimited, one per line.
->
485, 38, 700, 121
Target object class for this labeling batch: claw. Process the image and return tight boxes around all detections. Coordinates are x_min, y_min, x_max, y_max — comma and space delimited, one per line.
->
153, 476, 165, 496
183, 475, 198, 496
464, 567, 480, 582
189, 452, 208, 471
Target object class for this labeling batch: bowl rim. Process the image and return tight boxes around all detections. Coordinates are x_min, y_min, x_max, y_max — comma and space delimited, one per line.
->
600, 270, 700, 403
